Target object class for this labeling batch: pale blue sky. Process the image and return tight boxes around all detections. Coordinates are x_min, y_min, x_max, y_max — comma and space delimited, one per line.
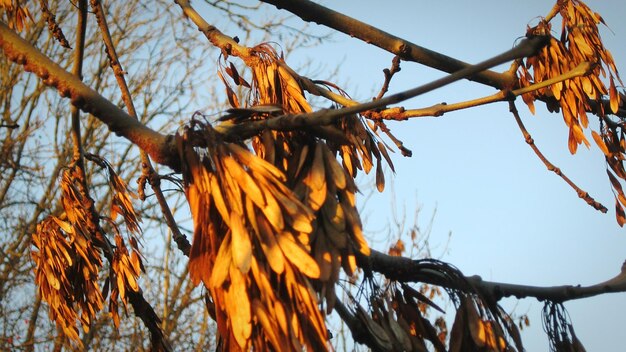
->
274, 1, 626, 351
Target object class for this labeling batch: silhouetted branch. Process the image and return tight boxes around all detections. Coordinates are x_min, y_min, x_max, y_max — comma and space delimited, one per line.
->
333, 296, 383, 351
366, 250, 626, 303
367, 61, 594, 120
127, 290, 172, 352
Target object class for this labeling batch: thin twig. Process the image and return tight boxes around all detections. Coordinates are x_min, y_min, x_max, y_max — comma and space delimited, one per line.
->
374, 55, 401, 101
90, 0, 190, 257
22, 293, 42, 352
69, 0, 87, 168
374, 120, 412, 157
509, 100, 607, 212
365, 61, 593, 120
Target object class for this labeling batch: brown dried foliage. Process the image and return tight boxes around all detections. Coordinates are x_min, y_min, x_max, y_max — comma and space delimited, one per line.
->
352, 270, 523, 352
31, 158, 144, 346
179, 123, 326, 350
0, 0, 32, 32
518, 0, 626, 225
178, 43, 396, 349
31, 168, 106, 345
448, 296, 522, 352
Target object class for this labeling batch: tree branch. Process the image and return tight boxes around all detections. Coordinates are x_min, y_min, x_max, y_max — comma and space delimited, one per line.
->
89, 0, 190, 255
0, 21, 180, 170
218, 36, 549, 138
366, 61, 594, 120
260, 0, 515, 89
366, 249, 626, 303
509, 100, 608, 213
333, 296, 383, 351
174, 0, 252, 59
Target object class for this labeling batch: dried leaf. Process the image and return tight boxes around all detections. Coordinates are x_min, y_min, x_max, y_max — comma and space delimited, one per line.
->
616, 198, 626, 227
251, 299, 282, 349
209, 235, 232, 288
591, 130, 610, 156
230, 212, 252, 273
278, 233, 320, 278
224, 156, 266, 208
568, 128, 578, 154
375, 159, 385, 192
257, 216, 285, 274
610, 76, 620, 114
357, 305, 393, 350
402, 283, 445, 314
227, 266, 252, 348
322, 144, 347, 190
449, 302, 466, 352
217, 70, 240, 108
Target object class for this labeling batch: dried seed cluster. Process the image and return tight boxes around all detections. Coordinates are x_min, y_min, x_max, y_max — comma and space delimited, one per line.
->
518, 0, 626, 225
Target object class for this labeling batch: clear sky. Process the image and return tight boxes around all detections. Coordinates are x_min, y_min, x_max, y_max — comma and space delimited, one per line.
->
273, 1, 626, 351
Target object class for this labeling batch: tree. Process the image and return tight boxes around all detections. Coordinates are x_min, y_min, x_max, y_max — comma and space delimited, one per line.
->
1, 0, 625, 351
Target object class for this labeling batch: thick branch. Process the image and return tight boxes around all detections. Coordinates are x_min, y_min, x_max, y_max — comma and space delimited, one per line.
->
366, 250, 626, 303
260, 0, 515, 89
127, 290, 172, 352
0, 22, 180, 170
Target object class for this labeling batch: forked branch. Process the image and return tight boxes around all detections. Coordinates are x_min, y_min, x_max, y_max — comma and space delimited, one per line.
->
1, 19, 547, 168
368, 61, 594, 120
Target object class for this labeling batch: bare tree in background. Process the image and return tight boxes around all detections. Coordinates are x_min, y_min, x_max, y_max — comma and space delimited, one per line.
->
1, 0, 625, 351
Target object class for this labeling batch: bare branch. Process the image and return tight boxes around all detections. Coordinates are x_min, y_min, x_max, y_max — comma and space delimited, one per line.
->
467, 264, 626, 302
374, 55, 401, 101
175, 0, 252, 59
89, 0, 190, 255
218, 36, 549, 138
0, 21, 180, 170
509, 101, 608, 213
366, 250, 626, 303
260, 0, 515, 89
367, 61, 594, 120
